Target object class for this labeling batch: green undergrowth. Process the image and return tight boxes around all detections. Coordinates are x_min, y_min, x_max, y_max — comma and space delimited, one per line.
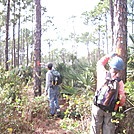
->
60, 89, 93, 133
0, 65, 134, 133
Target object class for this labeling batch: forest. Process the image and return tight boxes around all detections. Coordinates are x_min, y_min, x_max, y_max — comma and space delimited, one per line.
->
0, 0, 134, 133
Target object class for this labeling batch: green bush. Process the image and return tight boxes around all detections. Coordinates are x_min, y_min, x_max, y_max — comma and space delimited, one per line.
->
112, 80, 134, 134
0, 66, 49, 133
61, 88, 93, 133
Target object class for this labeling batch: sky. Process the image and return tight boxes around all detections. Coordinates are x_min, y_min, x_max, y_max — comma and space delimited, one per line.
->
41, 0, 100, 57
44, 0, 100, 33
44, 0, 99, 21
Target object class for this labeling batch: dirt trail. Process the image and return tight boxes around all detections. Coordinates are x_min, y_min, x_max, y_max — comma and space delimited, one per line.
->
25, 88, 73, 134
32, 116, 72, 134
32, 100, 72, 134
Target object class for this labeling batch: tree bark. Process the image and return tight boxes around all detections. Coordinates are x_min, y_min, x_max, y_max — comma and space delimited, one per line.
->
104, 12, 109, 53
5, 0, 10, 71
109, 0, 114, 50
132, 2, 134, 33
33, 0, 41, 96
13, 23, 16, 67
26, 29, 29, 66
13, 0, 16, 67
17, 0, 21, 66
114, 0, 127, 83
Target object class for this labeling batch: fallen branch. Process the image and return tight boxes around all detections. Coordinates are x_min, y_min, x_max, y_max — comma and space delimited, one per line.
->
123, 107, 134, 113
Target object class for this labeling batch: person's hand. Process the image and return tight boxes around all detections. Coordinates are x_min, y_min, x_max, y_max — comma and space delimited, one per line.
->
45, 91, 48, 96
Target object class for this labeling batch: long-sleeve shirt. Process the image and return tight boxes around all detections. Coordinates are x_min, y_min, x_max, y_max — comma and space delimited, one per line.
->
45, 70, 53, 93
97, 55, 126, 107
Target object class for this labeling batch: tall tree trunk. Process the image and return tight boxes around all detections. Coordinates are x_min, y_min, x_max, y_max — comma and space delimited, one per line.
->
104, 12, 108, 53
20, 29, 23, 65
17, 0, 21, 66
5, 0, 10, 71
13, 23, 16, 67
13, 0, 16, 67
97, 25, 101, 60
33, 0, 41, 96
31, 12, 34, 62
17, 19, 20, 66
109, 0, 114, 51
0, 28, 2, 66
132, 2, 134, 33
11, 43, 13, 66
114, 0, 127, 83
26, 29, 29, 66
22, 29, 25, 66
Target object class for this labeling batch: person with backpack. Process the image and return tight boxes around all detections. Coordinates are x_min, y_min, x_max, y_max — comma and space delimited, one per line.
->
90, 53, 126, 134
45, 63, 61, 116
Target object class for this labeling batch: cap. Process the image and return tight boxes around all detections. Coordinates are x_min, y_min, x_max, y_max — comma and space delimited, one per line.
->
109, 56, 124, 70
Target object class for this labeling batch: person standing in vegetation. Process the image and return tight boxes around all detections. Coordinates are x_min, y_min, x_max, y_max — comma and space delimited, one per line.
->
45, 63, 60, 116
90, 53, 126, 134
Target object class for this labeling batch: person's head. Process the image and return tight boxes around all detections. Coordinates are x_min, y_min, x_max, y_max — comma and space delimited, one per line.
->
109, 56, 124, 75
46, 62, 53, 70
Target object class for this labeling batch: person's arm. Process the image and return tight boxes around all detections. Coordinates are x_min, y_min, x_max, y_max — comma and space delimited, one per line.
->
97, 53, 117, 70
45, 71, 51, 94
114, 80, 126, 111
118, 80, 126, 106
97, 54, 112, 89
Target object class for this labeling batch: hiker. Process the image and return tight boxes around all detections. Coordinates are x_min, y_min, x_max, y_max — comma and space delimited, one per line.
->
45, 63, 60, 116
90, 53, 126, 134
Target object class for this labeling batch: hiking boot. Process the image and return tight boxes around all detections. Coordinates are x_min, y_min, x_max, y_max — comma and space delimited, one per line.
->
51, 114, 55, 116
56, 109, 61, 117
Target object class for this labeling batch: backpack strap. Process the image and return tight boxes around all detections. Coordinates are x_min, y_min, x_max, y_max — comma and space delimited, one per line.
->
50, 70, 54, 84
115, 77, 121, 82
105, 71, 112, 80
106, 72, 121, 82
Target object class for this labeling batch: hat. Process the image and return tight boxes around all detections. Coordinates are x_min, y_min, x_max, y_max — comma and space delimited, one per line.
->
109, 56, 124, 70
46, 62, 53, 69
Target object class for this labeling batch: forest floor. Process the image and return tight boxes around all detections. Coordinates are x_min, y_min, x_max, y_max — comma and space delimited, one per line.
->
25, 88, 74, 134
31, 100, 73, 134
